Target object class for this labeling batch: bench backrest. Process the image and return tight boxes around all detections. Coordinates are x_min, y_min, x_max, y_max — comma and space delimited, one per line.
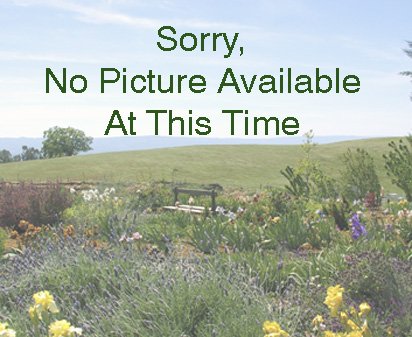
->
173, 187, 217, 212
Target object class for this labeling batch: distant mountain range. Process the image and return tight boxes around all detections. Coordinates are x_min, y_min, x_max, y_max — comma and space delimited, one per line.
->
0, 135, 369, 155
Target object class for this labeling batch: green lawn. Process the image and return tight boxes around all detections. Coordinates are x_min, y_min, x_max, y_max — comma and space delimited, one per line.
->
0, 137, 400, 190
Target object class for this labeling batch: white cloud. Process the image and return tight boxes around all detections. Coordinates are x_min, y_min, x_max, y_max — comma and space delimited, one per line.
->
0, 50, 103, 63
11, 0, 248, 29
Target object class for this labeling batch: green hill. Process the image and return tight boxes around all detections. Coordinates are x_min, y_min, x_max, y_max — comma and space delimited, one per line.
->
0, 137, 401, 191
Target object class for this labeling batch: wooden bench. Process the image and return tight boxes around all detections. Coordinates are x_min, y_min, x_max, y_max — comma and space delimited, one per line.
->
163, 187, 217, 214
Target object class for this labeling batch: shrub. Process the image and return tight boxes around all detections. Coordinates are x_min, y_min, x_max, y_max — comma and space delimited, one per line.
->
340, 148, 381, 205
0, 182, 73, 228
281, 131, 338, 200
338, 251, 405, 315
63, 187, 126, 241
383, 135, 412, 201
125, 182, 173, 212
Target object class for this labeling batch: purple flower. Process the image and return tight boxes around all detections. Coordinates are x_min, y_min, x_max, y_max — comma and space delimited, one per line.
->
350, 213, 367, 239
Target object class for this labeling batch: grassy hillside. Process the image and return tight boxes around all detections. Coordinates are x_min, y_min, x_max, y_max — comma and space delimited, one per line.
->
0, 137, 400, 191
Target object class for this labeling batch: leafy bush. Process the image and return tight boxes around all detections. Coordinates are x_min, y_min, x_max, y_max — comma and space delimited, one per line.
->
63, 187, 127, 241
125, 182, 173, 212
340, 148, 381, 205
383, 135, 412, 201
139, 212, 193, 252
0, 182, 73, 228
338, 251, 405, 315
281, 131, 338, 200
264, 211, 306, 250
189, 217, 228, 254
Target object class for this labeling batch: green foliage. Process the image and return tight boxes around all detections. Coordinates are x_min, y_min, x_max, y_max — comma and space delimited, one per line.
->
0, 227, 7, 256
139, 212, 192, 252
1, 182, 412, 336
338, 251, 408, 319
340, 148, 381, 204
125, 183, 173, 212
63, 189, 126, 241
0, 146, 42, 164
42, 126, 93, 158
323, 198, 350, 230
223, 220, 261, 252
188, 217, 228, 254
383, 135, 412, 201
0, 149, 13, 163
281, 166, 309, 198
400, 41, 412, 100
264, 209, 335, 250
21, 145, 42, 161
281, 130, 338, 200
0, 243, 278, 337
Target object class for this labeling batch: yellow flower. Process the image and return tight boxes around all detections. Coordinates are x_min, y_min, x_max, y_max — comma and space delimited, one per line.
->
33, 291, 59, 314
48, 320, 82, 337
271, 217, 281, 224
299, 242, 313, 251
312, 314, 324, 326
0, 322, 16, 337
358, 302, 371, 317
346, 319, 360, 331
346, 331, 363, 337
349, 306, 357, 317
262, 320, 289, 337
29, 306, 37, 320
339, 311, 349, 324
361, 321, 372, 337
398, 199, 408, 207
323, 331, 337, 337
324, 285, 344, 317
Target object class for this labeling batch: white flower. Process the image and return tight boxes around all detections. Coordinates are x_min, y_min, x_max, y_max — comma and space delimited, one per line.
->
132, 232, 142, 240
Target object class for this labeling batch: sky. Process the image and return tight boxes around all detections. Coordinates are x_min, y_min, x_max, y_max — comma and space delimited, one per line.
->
0, 0, 411, 138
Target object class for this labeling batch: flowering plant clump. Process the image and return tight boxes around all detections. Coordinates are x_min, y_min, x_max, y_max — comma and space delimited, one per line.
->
262, 320, 289, 337
26, 291, 82, 337
81, 187, 116, 202
29, 291, 59, 321
48, 320, 82, 337
262, 285, 392, 337
314, 285, 384, 337
63, 225, 75, 238
0, 322, 16, 337
323, 284, 344, 317
350, 214, 367, 240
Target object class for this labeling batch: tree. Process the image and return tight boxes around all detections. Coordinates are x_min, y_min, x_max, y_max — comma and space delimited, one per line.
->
42, 126, 93, 158
401, 41, 412, 100
383, 135, 412, 201
21, 145, 42, 161
0, 149, 12, 163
